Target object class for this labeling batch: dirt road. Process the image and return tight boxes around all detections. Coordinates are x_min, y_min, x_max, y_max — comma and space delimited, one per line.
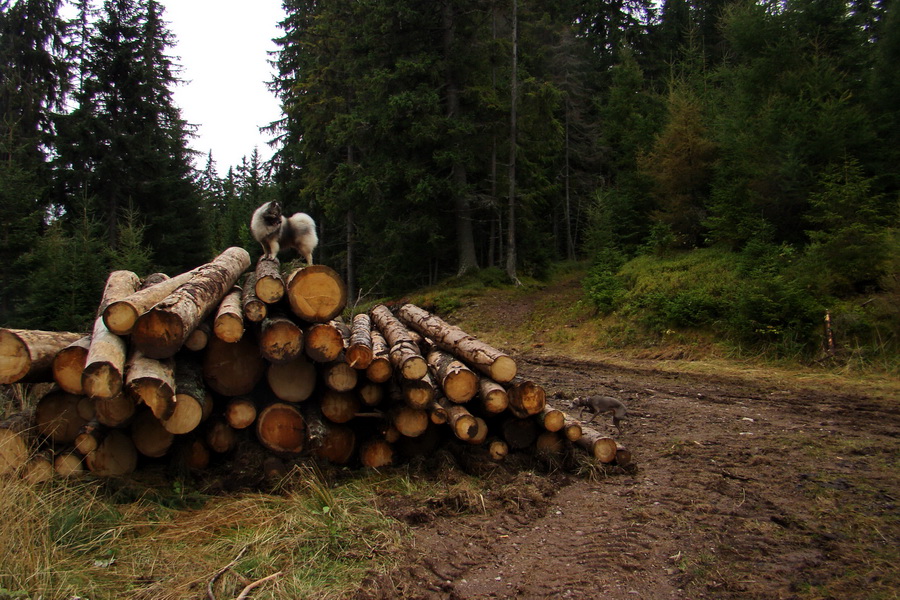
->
358, 354, 899, 600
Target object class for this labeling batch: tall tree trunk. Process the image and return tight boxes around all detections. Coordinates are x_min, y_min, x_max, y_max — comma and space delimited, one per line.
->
443, 1, 478, 276
346, 145, 357, 301
505, 0, 520, 284
564, 94, 575, 260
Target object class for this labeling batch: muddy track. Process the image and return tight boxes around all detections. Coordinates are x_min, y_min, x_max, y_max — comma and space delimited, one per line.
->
356, 354, 900, 600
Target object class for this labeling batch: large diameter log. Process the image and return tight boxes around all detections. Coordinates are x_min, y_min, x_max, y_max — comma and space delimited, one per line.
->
259, 315, 304, 363
392, 406, 429, 438
0, 410, 36, 476
241, 272, 267, 323
125, 353, 176, 420
95, 392, 136, 427
214, 286, 245, 343
365, 329, 392, 383
427, 348, 478, 403
85, 429, 138, 476
397, 303, 517, 383
102, 268, 199, 335
346, 313, 374, 369
285, 264, 347, 322
313, 423, 356, 464
35, 389, 94, 444
0, 329, 84, 384
576, 427, 618, 463
203, 335, 266, 397
256, 402, 306, 456
304, 322, 344, 363
82, 270, 141, 395
506, 377, 546, 418
164, 358, 210, 434
369, 304, 427, 380
132, 247, 251, 358
266, 355, 316, 402
131, 409, 174, 458
320, 389, 360, 424
52, 335, 91, 394
478, 377, 509, 414
254, 257, 285, 303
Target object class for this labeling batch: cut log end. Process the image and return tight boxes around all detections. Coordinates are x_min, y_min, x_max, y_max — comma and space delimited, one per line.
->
103, 301, 140, 336
490, 355, 517, 383
256, 403, 307, 455
131, 310, 185, 359
286, 265, 348, 323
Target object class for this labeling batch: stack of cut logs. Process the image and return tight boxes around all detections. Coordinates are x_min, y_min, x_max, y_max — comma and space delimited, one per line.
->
0, 247, 630, 482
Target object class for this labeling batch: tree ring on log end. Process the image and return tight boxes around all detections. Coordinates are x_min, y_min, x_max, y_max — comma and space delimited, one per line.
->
286, 265, 348, 322
132, 310, 185, 359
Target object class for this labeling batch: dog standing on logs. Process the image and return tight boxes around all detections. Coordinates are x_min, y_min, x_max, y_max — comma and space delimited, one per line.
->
250, 201, 318, 264
573, 395, 627, 434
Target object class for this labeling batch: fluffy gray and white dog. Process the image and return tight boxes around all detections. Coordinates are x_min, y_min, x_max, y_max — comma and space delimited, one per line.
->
250, 201, 318, 264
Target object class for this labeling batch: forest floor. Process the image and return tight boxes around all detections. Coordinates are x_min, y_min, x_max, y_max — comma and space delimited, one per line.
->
353, 275, 900, 600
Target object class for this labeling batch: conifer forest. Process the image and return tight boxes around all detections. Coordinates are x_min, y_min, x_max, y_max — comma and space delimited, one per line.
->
1, 0, 898, 361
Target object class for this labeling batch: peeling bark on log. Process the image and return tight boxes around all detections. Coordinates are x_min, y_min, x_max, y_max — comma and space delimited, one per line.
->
241, 272, 267, 323
506, 376, 546, 418
365, 329, 392, 383
164, 358, 211, 434
225, 396, 257, 429
256, 402, 306, 456
203, 334, 266, 397
346, 313, 374, 369
132, 247, 251, 358
131, 409, 174, 458
397, 303, 517, 383
304, 322, 345, 363
369, 304, 427, 380
102, 268, 199, 335
52, 335, 91, 394
576, 427, 618, 463
0, 410, 36, 476
478, 377, 509, 414
85, 429, 138, 476
427, 348, 478, 403
286, 265, 347, 322
0, 329, 84, 384
35, 388, 94, 444
214, 286, 245, 343
259, 315, 304, 364
254, 257, 285, 304
266, 355, 316, 403
439, 398, 479, 441
125, 353, 176, 420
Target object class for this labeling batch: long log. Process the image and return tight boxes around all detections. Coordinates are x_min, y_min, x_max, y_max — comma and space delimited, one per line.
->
125, 352, 176, 420
259, 315, 304, 364
0, 329, 84, 384
478, 377, 509, 414
396, 303, 517, 383
369, 304, 427, 380
241, 272, 267, 323
256, 402, 306, 456
575, 427, 618, 463
266, 355, 316, 402
52, 335, 91, 394
427, 348, 478, 403
102, 268, 199, 335
537, 404, 565, 432
203, 334, 266, 397
438, 398, 479, 441
132, 247, 251, 358
346, 313, 374, 369
0, 410, 36, 476
506, 376, 546, 418
254, 257, 285, 304
562, 416, 583, 442
285, 264, 347, 322
365, 329, 392, 383
214, 286, 245, 343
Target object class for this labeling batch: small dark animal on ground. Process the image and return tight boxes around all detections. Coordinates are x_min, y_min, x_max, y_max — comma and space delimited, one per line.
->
250, 201, 318, 264
573, 395, 627, 434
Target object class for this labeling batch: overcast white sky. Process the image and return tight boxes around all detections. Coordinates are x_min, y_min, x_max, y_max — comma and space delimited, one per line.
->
162, 0, 286, 173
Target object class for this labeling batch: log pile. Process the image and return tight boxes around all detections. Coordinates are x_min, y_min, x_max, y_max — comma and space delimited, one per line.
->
0, 248, 630, 482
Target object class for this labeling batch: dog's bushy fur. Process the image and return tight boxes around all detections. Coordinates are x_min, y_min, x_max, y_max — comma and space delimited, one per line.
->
250, 201, 318, 264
